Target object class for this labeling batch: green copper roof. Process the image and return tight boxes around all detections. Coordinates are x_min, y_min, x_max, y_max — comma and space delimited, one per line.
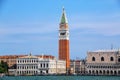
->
60, 8, 68, 24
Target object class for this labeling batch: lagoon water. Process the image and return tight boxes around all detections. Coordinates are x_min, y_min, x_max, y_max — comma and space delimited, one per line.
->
0, 76, 120, 80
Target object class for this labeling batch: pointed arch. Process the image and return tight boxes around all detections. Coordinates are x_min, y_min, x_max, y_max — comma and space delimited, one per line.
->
110, 57, 114, 61
92, 57, 95, 61
101, 57, 104, 61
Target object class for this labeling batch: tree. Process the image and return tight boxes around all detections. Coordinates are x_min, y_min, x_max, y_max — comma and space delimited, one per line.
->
0, 63, 4, 73
0, 61, 8, 73
0, 67, 4, 73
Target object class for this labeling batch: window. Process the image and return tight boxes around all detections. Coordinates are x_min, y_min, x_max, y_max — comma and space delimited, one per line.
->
46, 70, 48, 73
44, 64, 45, 67
118, 58, 120, 62
41, 64, 42, 68
118, 70, 120, 74
103, 70, 105, 74
60, 33, 66, 35
46, 63, 48, 68
18, 66, 19, 69
89, 70, 91, 73
101, 57, 104, 61
23, 66, 24, 69
40, 71, 42, 74
110, 57, 114, 61
92, 57, 95, 61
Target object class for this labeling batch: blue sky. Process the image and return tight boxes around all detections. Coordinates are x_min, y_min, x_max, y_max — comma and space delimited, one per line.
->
0, 0, 120, 59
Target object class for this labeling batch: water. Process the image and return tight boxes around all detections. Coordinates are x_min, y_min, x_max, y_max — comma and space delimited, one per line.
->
0, 76, 120, 80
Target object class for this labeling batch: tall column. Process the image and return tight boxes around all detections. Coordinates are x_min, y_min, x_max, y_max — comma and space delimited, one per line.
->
59, 7, 70, 71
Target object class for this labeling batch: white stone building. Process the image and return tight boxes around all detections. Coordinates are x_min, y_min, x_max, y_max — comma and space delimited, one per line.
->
70, 60, 86, 74
17, 55, 38, 75
38, 58, 66, 75
86, 49, 120, 75
16, 54, 66, 75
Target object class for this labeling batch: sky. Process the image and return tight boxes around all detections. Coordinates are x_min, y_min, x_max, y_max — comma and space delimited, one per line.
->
0, 0, 120, 59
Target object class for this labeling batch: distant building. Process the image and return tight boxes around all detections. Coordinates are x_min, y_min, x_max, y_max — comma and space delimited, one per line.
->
0, 54, 56, 75
79, 60, 86, 74
38, 57, 66, 75
8, 69, 17, 76
70, 60, 86, 74
36, 55, 54, 59
0, 55, 26, 68
0, 55, 55, 69
86, 49, 120, 75
16, 54, 66, 75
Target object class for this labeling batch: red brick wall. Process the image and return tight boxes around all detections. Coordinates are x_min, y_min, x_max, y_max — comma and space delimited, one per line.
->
59, 40, 70, 69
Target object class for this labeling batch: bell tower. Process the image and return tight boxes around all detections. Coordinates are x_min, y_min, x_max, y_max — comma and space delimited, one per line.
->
59, 7, 70, 70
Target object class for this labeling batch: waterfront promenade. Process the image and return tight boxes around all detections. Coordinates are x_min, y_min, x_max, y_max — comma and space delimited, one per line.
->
0, 76, 120, 80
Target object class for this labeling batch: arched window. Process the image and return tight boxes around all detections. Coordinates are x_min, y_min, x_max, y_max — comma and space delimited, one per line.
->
107, 70, 109, 74
46, 63, 48, 68
40, 71, 42, 74
99, 70, 102, 74
18, 60, 19, 63
118, 58, 120, 62
92, 57, 95, 61
101, 57, 104, 61
96, 70, 98, 74
41, 64, 42, 68
118, 70, 120, 74
89, 70, 91, 74
110, 57, 114, 61
46, 70, 48, 73
44, 64, 45, 67
114, 71, 117, 74
92, 70, 95, 74
103, 70, 105, 74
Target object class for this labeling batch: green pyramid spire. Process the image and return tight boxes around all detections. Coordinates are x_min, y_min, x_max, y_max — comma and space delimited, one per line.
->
60, 7, 68, 24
